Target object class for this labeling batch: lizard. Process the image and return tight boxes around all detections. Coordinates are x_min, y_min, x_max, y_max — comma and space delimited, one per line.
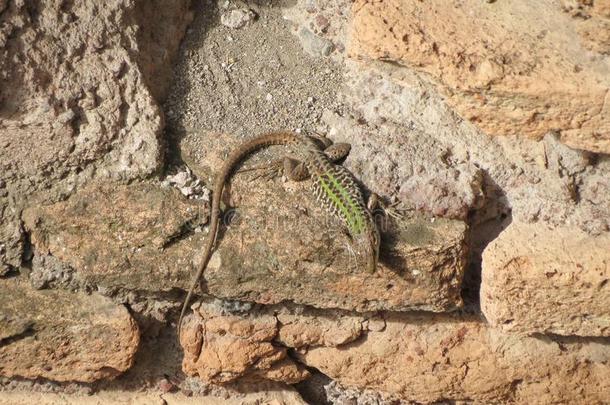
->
178, 131, 381, 336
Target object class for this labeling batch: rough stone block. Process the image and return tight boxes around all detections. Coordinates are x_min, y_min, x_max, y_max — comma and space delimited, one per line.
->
481, 222, 610, 336
180, 304, 610, 403
180, 132, 468, 313
300, 313, 610, 404
349, 0, 610, 153
181, 303, 310, 385
23, 182, 207, 292
0, 279, 139, 382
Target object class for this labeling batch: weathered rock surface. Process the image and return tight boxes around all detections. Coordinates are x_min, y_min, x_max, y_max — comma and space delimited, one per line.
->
181, 304, 610, 403
0, 0, 191, 273
562, 0, 610, 55
0, 278, 139, 382
331, 62, 610, 235
23, 182, 206, 292
6, 0, 610, 402
349, 0, 610, 154
181, 303, 310, 385
0, 388, 307, 405
181, 302, 375, 386
481, 222, 610, 337
21, 172, 463, 315
299, 312, 610, 404
276, 309, 366, 348
180, 132, 468, 313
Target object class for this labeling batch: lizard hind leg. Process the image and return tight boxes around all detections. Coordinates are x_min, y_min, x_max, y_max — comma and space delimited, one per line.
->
283, 157, 310, 181
368, 193, 405, 221
340, 228, 360, 270
238, 160, 284, 182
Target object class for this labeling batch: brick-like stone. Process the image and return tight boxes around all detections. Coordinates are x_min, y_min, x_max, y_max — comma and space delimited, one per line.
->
180, 131, 468, 313
0, 279, 139, 382
180, 303, 310, 384
181, 304, 610, 403
276, 310, 365, 348
349, 0, 610, 153
22, 182, 207, 292
481, 222, 610, 336
0, 0, 192, 273
298, 312, 610, 404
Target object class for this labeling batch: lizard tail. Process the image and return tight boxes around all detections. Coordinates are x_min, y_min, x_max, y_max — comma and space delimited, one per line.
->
177, 131, 301, 341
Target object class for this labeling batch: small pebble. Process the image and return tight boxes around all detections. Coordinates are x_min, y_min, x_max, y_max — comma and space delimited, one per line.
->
298, 27, 334, 57
220, 8, 256, 29
315, 15, 330, 32
158, 378, 175, 393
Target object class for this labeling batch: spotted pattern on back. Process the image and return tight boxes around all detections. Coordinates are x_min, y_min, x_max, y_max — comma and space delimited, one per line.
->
296, 136, 376, 240
311, 165, 371, 236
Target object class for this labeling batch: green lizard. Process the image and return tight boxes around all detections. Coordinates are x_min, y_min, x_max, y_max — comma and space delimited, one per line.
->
178, 131, 381, 336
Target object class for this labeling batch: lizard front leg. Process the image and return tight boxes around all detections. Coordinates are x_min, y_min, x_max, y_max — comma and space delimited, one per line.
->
283, 157, 309, 181
281, 141, 352, 180
323, 142, 351, 163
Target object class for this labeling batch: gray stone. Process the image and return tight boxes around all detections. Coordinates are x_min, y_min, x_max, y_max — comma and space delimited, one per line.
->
298, 27, 334, 57
220, 8, 256, 29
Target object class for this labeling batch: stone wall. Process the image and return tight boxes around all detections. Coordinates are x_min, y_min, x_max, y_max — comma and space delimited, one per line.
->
1, 0, 608, 404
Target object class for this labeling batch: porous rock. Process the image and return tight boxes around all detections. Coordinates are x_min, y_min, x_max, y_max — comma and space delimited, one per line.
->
22, 182, 207, 292
0, 279, 139, 382
180, 303, 310, 385
298, 312, 610, 404
0, 0, 192, 273
349, 0, 610, 153
180, 131, 468, 313
481, 221, 610, 337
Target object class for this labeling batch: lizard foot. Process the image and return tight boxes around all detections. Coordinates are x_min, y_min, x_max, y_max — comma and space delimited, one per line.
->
368, 193, 406, 221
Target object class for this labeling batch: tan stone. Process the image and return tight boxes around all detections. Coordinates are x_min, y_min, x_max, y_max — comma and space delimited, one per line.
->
0, 0, 191, 181
23, 151, 467, 314
349, 0, 610, 153
0, 389, 307, 405
298, 312, 610, 404
481, 222, 610, 336
180, 303, 376, 385
0, 0, 192, 273
180, 303, 309, 385
276, 310, 365, 348
561, 0, 610, 53
0, 278, 139, 382
0, 0, 192, 274
22, 182, 207, 292
180, 131, 468, 313
181, 304, 610, 403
